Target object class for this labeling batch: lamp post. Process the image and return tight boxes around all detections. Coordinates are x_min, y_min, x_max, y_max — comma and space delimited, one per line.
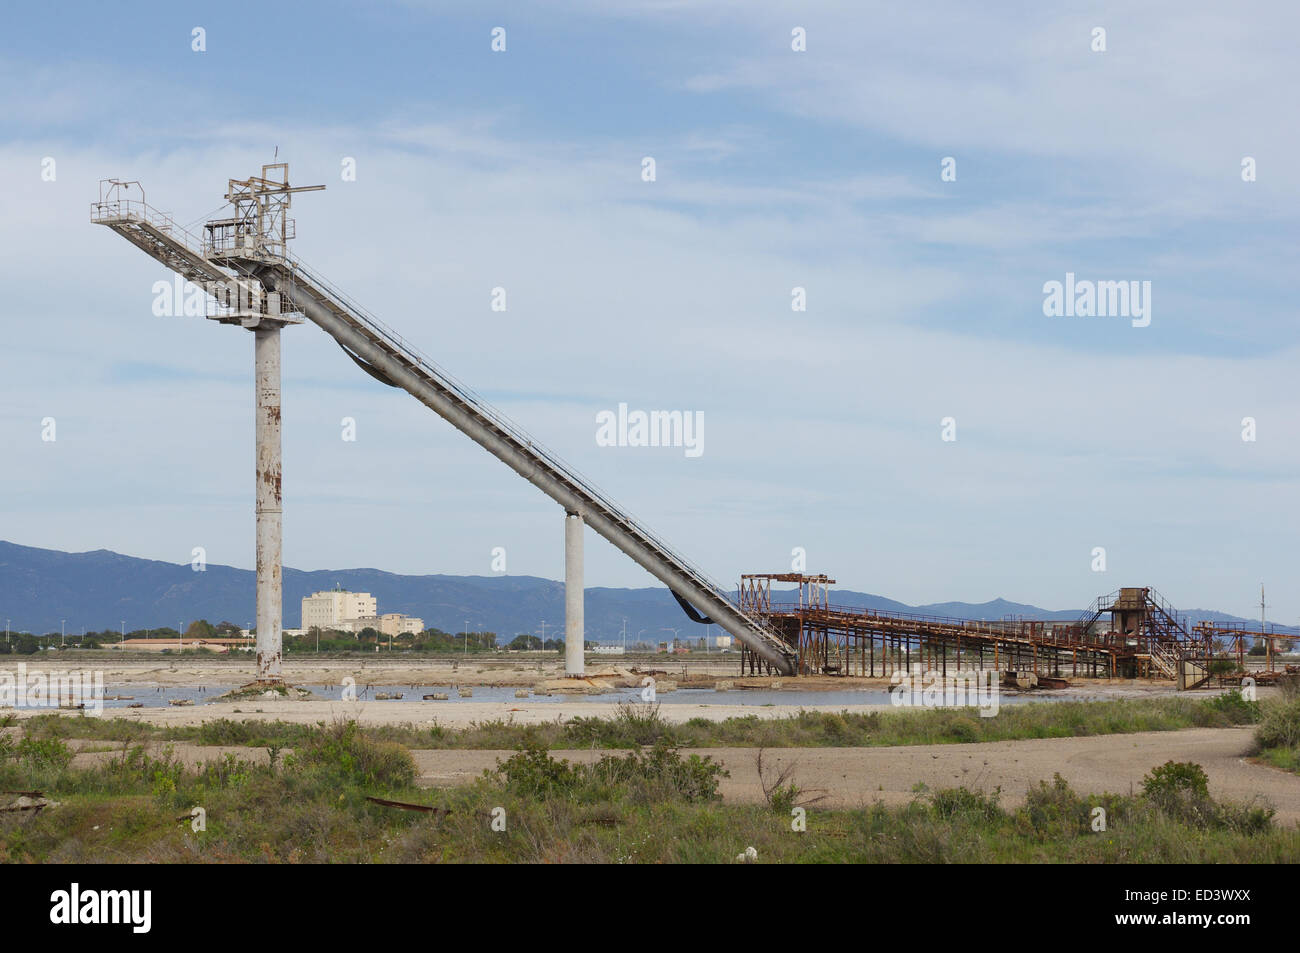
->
61, 619, 65, 648
464, 620, 469, 657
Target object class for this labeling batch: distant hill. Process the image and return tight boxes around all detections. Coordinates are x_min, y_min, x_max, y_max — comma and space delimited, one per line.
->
0, 540, 1292, 641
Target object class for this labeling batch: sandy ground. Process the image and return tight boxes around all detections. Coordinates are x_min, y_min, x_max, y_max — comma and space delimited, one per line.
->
34, 698, 903, 729
405, 729, 1300, 824
65, 728, 1300, 826
5, 657, 735, 688
0, 657, 1204, 694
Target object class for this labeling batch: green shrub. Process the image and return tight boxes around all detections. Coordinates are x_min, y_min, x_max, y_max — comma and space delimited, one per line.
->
1138, 760, 1272, 833
594, 742, 727, 803
1142, 760, 1209, 801
1255, 698, 1300, 751
766, 781, 802, 815
1213, 800, 1276, 835
16, 737, 72, 771
291, 720, 416, 788
930, 786, 1003, 822
565, 703, 679, 748
1201, 690, 1261, 725
494, 741, 726, 804
495, 744, 581, 798
1276, 674, 1300, 702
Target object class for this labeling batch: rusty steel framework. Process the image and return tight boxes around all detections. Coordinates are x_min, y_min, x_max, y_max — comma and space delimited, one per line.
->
738, 580, 1229, 689
87, 165, 1294, 688
1192, 621, 1300, 677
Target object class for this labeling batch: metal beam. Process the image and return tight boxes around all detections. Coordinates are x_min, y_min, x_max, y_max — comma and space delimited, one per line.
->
262, 266, 796, 674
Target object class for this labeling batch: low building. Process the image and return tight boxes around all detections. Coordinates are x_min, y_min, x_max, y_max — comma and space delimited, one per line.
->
333, 614, 423, 638
377, 613, 423, 638
110, 638, 253, 653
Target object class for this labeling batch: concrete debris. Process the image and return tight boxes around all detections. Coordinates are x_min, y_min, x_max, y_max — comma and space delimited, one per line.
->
1, 794, 59, 813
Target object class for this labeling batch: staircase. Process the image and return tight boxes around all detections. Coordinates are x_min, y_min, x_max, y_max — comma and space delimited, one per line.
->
1141, 589, 1210, 689
1071, 592, 1113, 637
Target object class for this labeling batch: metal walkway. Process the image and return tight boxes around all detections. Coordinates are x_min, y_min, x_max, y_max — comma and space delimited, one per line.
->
92, 179, 799, 674
740, 576, 1212, 686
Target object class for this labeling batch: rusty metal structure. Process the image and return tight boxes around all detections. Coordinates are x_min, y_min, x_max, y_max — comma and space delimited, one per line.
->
92, 164, 801, 679
87, 168, 1293, 689
739, 579, 1228, 689
1191, 621, 1300, 677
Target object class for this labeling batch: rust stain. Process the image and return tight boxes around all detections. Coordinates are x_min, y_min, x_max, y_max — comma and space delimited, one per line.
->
257, 470, 282, 497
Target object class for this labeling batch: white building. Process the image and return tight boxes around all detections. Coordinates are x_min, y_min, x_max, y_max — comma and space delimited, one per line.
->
376, 613, 424, 638
331, 613, 424, 637
301, 590, 378, 630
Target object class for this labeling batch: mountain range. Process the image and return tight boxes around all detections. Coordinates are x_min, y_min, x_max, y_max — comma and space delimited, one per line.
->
0, 540, 1290, 641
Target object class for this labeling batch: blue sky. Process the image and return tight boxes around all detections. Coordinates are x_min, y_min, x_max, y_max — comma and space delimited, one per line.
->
2, 1, 1298, 627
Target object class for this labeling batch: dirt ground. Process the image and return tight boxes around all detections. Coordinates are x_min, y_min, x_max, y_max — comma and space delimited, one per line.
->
23, 658, 1294, 826
34, 697, 901, 729
407, 728, 1300, 824
65, 728, 1300, 826
3, 657, 1198, 694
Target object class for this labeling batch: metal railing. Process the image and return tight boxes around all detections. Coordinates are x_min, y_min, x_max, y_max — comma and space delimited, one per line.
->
90, 198, 210, 254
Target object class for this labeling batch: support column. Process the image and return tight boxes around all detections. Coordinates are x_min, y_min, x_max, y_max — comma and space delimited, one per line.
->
254, 324, 284, 684
565, 511, 585, 677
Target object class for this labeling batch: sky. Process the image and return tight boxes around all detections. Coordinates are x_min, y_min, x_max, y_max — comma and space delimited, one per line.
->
1, 1, 1297, 623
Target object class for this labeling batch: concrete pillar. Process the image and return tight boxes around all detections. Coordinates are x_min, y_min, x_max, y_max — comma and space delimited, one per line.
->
254, 324, 284, 684
565, 511, 584, 677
